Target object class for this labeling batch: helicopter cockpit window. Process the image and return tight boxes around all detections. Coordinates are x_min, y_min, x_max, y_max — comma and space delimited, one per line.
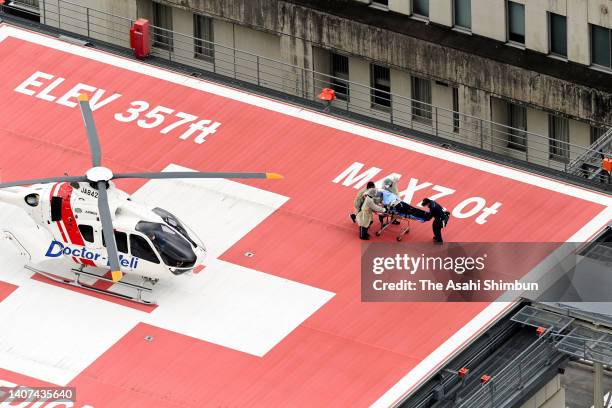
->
78, 224, 94, 243
24, 193, 40, 207
135, 221, 197, 268
102, 230, 129, 254
130, 234, 160, 264
152, 208, 198, 248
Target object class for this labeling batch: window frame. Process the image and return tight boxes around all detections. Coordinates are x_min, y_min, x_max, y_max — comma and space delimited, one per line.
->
370, 0, 389, 9
193, 13, 214, 61
412, 0, 430, 19
330, 52, 350, 101
506, 102, 527, 152
590, 126, 607, 145
452, 87, 460, 133
152, 1, 174, 52
370, 64, 391, 110
506, 0, 525, 45
548, 12, 567, 58
453, 0, 472, 31
411, 76, 433, 124
548, 114, 570, 163
590, 24, 612, 70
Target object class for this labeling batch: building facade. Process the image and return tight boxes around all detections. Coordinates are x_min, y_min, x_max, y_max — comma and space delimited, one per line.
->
13, 0, 612, 171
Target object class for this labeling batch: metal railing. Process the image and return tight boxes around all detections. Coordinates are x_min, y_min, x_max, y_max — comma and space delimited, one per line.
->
457, 330, 563, 408
3, 0, 611, 182
568, 127, 612, 180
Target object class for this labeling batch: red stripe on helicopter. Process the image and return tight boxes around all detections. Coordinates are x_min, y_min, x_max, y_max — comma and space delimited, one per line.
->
56, 183, 96, 267
49, 182, 79, 264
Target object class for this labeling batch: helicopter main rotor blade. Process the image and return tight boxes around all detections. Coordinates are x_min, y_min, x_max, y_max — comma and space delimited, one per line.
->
78, 94, 103, 167
0, 175, 88, 189
97, 181, 123, 283
112, 171, 284, 180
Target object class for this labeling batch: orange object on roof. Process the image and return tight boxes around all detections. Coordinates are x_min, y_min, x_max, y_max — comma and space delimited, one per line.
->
602, 158, 612, 172
318, 88, 336, 101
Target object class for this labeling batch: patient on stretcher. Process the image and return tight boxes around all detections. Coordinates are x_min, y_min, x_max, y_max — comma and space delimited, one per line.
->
379, 190, 430, 221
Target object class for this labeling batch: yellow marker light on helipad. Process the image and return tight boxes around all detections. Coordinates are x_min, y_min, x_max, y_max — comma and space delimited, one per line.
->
111, 271, 123, 282
78, 94, 89, 102
266, 173, 284, 180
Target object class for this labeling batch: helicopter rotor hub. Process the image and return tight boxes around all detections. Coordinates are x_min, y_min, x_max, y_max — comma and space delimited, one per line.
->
86, 166, 114, 183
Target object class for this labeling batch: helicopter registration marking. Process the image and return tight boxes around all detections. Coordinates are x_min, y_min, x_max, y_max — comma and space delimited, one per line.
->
80, 187, 98, 199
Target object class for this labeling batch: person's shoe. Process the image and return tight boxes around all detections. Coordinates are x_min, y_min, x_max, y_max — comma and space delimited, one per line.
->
360, 235, 370, 240
433, 238, 443, 244
350, 213, 356, 223
392, 220, 400, 225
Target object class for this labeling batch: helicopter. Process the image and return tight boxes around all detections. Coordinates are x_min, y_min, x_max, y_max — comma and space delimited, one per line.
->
0, 94, 282, 305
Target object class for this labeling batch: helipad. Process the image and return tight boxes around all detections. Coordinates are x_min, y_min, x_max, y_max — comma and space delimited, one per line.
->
0, 24, 609, 407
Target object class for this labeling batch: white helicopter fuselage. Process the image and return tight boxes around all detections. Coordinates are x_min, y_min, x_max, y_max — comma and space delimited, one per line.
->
0, 181, 207, 281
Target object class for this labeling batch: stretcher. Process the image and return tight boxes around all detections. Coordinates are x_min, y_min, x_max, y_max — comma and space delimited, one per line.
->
375, 206, 429, 241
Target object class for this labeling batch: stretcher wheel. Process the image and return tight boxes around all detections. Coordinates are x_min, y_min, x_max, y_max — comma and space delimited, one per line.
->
375, 231, 381, 236
396, 236, 402, 241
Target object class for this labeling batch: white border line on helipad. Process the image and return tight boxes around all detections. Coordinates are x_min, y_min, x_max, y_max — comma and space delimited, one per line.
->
0, 24, 610, 407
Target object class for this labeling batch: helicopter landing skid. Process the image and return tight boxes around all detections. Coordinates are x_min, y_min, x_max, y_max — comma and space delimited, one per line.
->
25, 265, 156, 305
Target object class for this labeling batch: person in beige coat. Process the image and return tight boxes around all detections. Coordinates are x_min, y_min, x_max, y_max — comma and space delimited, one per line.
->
357, 188, 386, 240
350, 181, 376, 223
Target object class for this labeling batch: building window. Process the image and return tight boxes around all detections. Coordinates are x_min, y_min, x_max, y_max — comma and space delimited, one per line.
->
153, 2, 173, 51
194, 14, 214, 60
452, 87, 459, 132
548, 115, 569, 162
591, 24, 611, 69
507, 1, 525, 44
590, 126, 607, 145
411, 76, 432, 123
453, 0, 471, 30
371, 64, 391, 109
549, 13, 567, 57
331, 53, 349, 101
413, 0, 429, 18
372, 0, 389, 7
507, 102, 527, 151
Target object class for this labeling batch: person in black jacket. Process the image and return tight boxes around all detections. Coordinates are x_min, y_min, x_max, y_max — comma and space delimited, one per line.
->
421, 198, 449, 244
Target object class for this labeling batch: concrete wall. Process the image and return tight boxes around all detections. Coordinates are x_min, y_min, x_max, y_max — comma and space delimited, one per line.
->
430, 0, 452, 26
154, 0, 610, 127
44, 0, 137, 47
472, 0, 506, 41
53, 0, 610, 158
519, 375, 566, 408
389, 0, 411, 15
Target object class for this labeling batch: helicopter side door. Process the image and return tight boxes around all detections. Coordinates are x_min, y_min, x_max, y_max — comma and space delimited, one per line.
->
127, 231, 166, 279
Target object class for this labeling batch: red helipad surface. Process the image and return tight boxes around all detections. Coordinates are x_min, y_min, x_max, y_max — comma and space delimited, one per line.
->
0, 25, 610, 408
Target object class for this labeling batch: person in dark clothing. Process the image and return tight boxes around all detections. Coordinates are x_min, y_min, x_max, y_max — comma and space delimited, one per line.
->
421, 198, 449, 244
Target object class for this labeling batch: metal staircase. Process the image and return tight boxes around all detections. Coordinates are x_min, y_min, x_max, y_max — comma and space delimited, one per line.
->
568, 128, 612, 182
